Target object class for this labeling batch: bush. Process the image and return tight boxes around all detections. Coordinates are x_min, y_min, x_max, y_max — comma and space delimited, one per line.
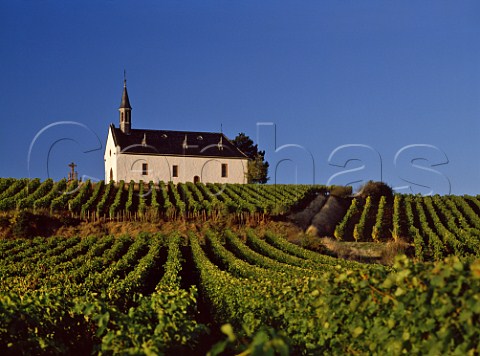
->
356, 181, 393, 202
11, 211, 37, 238
329, 185, 352, 198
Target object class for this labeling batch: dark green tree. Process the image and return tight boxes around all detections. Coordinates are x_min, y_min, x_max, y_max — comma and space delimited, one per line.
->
232, 133, 269, 184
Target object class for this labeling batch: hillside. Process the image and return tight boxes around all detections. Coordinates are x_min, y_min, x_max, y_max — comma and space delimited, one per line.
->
2, 178, 480, 262
0, 178, 480, 354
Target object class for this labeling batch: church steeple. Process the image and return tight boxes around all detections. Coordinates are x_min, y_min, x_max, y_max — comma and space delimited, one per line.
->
119, 74, 132, 134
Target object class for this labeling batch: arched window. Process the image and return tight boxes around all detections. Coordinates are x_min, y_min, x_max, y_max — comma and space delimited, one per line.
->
110, 168, 113, 182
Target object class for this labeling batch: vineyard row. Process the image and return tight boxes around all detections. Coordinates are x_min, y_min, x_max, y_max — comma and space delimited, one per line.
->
0, 230, 478, 354
332, 194, 480, 261
0, 178, 326, 220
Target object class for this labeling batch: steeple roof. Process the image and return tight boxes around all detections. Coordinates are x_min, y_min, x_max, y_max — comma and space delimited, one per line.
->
119, 80, 132, 109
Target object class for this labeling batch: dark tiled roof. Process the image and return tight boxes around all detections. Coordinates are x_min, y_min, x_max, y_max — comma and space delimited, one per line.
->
119, 83, 132, 109
110, 125, 248, 159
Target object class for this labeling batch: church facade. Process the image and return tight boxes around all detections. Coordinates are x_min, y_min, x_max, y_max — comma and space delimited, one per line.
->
104, 81, 249, 184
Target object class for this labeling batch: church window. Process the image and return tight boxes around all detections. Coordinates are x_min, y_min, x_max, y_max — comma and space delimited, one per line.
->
142, 163, 148, 175
121, 112, 124, 122
221, 163, 228, 178
172, 165, 178, 177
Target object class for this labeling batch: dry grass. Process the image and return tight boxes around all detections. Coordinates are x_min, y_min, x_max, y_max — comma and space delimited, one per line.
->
47, 217, 305, 240
55, 220, 207, 238
380, 238, 410, 265
311, 236, 411, 265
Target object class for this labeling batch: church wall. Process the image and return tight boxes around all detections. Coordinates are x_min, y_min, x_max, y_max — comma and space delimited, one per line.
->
104, 128, 119, 181
115, 153, 248, 184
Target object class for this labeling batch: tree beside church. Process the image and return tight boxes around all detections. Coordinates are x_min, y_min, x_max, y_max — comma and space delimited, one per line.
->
232, 133, 269, 184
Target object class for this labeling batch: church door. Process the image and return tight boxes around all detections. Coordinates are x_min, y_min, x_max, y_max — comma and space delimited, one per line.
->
193, 176, 200, 184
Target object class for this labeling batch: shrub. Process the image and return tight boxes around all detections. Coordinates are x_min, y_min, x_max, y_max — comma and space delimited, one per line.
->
11, 210, 37, 238
329, 185, 352, 197
356, 181, 393, 202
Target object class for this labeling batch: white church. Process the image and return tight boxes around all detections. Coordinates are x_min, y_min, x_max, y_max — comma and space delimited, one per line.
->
104, 80, 249, 184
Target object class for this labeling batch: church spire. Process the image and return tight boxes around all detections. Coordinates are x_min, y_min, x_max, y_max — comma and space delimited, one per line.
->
119, 72, 132, 134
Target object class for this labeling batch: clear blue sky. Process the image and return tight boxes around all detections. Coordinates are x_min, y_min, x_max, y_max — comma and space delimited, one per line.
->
1, 1, 479, 195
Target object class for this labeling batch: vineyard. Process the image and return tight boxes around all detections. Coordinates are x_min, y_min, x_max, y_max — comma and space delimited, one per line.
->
328, 194, 480, 261
1, 229, 479, 354
1, 178, 480, 354
0, 178, 325, 221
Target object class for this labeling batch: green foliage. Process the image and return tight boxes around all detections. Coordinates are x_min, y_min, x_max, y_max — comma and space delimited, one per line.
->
16, 179, 54, 210
404, 195, 424, 261
124, 180, 136, 215
158, 181, 174, 215
0, 179, 28, 201
11, 210, 37, 238
178, 182, 202, 216
0, 292, 94, 354
148, 181, 160, 213
0, 178, 330, 221
1, 227, 480, 354
209, 324, 289, 356
33, 179, 67, 211
68, 180, 91, 214
3, 177, 480, 269
354, 196, 372, 242
247, 154, 270, 184
193, 229, 480, 354
232, 133, 269, 184
414, 196, 445, 260
0, 179, 41, 211
81, 180, 104, 217
108, 180, 125, 218
96, 180, 115, 217
0, 178, 15, 195
168, 181, 186, 216
50, 180, 79, 213
334, 198, 359, 241
372, 195, 387, 242
392, 194, 402, 242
